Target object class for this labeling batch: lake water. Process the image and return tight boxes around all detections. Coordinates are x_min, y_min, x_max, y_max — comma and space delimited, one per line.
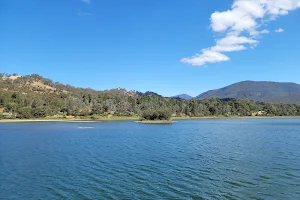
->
1, 119, 300, 199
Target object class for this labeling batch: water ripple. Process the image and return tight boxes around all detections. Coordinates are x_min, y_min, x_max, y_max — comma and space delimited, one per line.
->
1, 119, 300, 199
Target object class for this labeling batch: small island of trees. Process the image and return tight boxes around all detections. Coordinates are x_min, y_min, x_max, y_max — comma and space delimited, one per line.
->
140, 109, 172, 123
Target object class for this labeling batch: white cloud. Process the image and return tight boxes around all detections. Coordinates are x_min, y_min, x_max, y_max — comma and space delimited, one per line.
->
275, 28, 284, 32
210, 0, 265, 33
182, 0, 300, 66
211, 35, 258, 52
217, 35, 257, 47
181, 49, 230, 66
260, 29, 270, 34
81, 0, 91, 4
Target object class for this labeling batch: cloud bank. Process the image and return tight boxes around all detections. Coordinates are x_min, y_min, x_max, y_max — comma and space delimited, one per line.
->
181, 0, 300, 66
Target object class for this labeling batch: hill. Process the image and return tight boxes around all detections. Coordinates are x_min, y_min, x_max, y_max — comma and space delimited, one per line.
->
196, 81, 300, 104
172, 94, 193, 100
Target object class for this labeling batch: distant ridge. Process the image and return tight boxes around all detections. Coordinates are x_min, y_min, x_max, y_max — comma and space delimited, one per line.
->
172, 94, 193, 100
196, 81, 300, 104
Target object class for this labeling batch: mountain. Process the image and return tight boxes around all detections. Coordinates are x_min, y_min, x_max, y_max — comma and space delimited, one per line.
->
196, 81, 300, 104
172, 94, 193, 100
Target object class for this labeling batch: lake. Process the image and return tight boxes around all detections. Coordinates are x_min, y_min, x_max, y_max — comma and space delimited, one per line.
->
1, 119, 300, 199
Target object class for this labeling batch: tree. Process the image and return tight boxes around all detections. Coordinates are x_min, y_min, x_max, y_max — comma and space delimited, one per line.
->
17, 107, 32, 119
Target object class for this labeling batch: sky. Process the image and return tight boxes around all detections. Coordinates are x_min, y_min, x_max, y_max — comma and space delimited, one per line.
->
1, 0, 300, 97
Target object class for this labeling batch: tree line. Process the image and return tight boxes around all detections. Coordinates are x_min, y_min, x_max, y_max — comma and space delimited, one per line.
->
0, 73, 300, 119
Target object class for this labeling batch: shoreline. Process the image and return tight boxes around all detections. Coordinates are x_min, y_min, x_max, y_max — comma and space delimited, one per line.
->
173, 116, 300, 120
138, 120, 174, 124
0, 116, 300, 123
0, 116, 139, 123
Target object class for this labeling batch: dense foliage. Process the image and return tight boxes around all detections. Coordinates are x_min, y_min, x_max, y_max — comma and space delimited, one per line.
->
0, 73, 300, 119
141, 110, 172, 121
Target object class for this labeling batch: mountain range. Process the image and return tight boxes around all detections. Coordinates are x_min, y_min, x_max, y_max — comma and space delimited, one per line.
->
1, 73, 300, 105
174, 81, 300, 104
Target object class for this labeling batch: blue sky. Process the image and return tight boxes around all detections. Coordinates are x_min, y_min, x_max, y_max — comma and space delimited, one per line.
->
1, 0, 300, 97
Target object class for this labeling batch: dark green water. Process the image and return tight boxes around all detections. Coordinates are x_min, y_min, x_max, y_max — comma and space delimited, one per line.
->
1, 119, 300, 199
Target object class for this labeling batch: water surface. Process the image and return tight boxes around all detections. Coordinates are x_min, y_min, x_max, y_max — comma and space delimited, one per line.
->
1, 119, 300, 199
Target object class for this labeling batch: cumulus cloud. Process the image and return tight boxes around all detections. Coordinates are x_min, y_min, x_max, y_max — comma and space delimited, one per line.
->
181, 0, 300, 66
181, 50, 230, 66
275, 28, 284, 32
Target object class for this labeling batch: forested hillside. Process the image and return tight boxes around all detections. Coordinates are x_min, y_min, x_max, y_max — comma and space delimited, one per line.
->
196, 81, 300, 104
0, 73, 300, 119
